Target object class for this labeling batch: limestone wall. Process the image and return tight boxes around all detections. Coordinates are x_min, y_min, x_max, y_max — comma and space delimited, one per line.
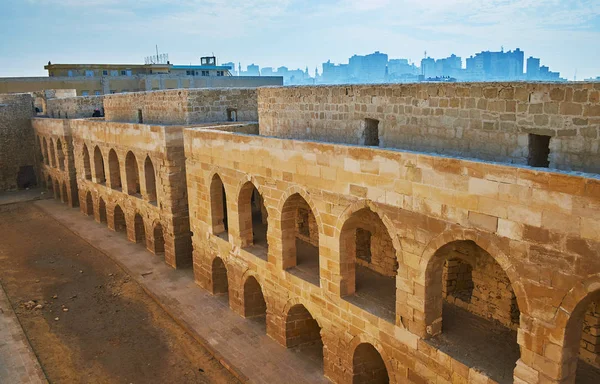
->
32, 118, 78, 207
258, 83, 600, 173
0, 93, 37, 190
47, 95, 104, 119
184, 128, 600, 384
103, 88, 258, 125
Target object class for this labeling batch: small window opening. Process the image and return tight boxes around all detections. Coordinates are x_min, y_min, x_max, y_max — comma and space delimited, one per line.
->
364, 118, 380, 146
137, 109, 143, 124
227, 108, 238, 122
528, 134, 550, 168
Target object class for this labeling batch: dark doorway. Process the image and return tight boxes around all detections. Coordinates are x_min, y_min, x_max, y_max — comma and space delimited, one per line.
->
527, 134, 550, 168
16, 166, 37, 189
364, 119, 380, 146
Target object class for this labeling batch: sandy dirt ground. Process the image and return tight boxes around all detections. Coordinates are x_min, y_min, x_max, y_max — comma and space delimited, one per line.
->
0, 202, 239, 384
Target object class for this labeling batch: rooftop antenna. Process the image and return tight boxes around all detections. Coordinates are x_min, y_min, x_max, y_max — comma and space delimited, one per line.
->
501, 45, 504, 52
156, 44, 159, 58
574, 69, 577, 82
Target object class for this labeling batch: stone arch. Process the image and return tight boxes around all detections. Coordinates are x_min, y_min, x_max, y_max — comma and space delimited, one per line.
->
53, 179, 60, 199
125, 151, 140, 196
242, 274, 267, 319
335, 199, 402, 255
134, 213, 146, 244
82, 144, 92, 180
42, 137, 49, 165
56, 138, 65, 171
276, 186, 324, 237
279, 190, 321, 284
98, 197, 107, 224
236, 177, 269, 253
113, 204, 126, 233
349, 335, 393, 384
48, 138, 56, 168
211, 256, 229, 296
108, 149, 122, 190
549, 274, 600, 383
61, 181, 68, 203
420, 228, 528, 318
152, 221, 165, 255
46, 175, 53, 192
282, 299, 324, 358
85, 190, 94, 216
209, 172, 229, 237
337, 200, 400, 323
144, 156, 157, 203
93, 146, 106, 184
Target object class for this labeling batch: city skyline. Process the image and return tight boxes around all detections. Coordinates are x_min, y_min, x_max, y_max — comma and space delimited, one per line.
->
1, 0, 599, 80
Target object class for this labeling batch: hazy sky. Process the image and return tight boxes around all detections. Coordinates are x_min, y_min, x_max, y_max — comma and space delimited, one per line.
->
1, 0, 599, 80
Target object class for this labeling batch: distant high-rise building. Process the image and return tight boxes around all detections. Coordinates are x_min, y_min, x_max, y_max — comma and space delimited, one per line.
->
466, 48, 524, 80
526, 57, 540, 79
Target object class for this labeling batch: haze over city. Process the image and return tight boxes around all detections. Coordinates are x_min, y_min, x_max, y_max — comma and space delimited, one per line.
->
1, 0, 600, 80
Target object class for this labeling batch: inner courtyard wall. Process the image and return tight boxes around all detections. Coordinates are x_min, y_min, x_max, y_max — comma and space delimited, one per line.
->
258, 83, 600, 173
70, 118, 192, 268
32, 118, 78, 207
184, 128, 600, 384
46, 95, 105, 119
103, 88, 258, 125
0, 93, 37, 191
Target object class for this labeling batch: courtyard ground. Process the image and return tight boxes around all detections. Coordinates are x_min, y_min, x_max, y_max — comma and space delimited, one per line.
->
0, 201, 238, 384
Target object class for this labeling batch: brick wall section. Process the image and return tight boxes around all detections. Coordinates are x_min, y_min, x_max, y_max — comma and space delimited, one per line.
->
46, 95, 104, 119
258, 83, 600, 173
0, 93, 36, 191
103, 88, 258, 125
184, 128, 600, 384
581, 300, 600, 369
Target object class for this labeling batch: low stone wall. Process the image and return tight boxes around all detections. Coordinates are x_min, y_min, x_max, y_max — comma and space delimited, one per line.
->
258, 82, 600, 174
103, 88, 258, 125
47, 95, 104, 119
0, 93, 36, 190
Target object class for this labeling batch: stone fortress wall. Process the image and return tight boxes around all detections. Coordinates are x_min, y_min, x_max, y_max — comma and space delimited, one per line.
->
103, 88, 258, 125
258, 83, 600, 173
46, 95, 105, 119
4, 82, 600, 384
0, 93, 37, 190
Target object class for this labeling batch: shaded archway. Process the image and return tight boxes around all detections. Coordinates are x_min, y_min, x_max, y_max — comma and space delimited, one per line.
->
82, 144, 92, 180
562, 289, 600, 383
424, 240, 520, 384
238, 181, 268, 259
46, 175, 53, 193
134, 213, 146, 244
113, 205, 126, 233
126, 151, 140, 196
48, 138, 56, 168
98, 197, 107, 224
37, 136, 44, 164
284, 303, 323, 371
85, 191, 94, 216
56, 138, 65, 171
108, 149, 122, 190
61, 182, 68, 203
152, 223, 165, 254
352, 343, 389, 384
281, 193, 320, 285
144, 156, 157, 203
53, 179, 60, 199
210, 174, 228, 239
243, 276, 266, 319
93, 146, 106, 184
42, 137, 49, 165
211, 257, 229, 295
339, 207, 398, 323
